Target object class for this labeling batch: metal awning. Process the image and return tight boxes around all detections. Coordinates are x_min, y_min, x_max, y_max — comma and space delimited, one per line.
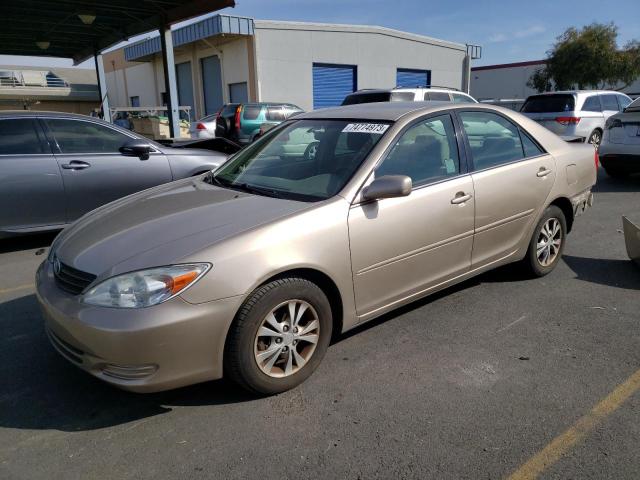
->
0, 0, 235, 64
125, 14, 254, 61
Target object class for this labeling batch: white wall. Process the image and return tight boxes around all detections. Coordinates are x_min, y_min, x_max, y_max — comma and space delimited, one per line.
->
470, 63, 545, 101
254, 22, 467, 111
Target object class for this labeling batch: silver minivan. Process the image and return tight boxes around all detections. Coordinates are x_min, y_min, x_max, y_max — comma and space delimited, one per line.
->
520, 90, 632, 146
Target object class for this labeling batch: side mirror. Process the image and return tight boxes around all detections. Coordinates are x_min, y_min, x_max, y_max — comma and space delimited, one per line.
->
120, 140, 151, 160
362, 175, 412, 201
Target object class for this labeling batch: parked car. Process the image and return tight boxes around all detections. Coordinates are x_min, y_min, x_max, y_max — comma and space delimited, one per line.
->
598, 97, 640, 177
189, 113, 218, 139
342, 87, 477, 106
215, 102, 303, 145
520, 90, 632, 147
0, 111, 228, 239
37, 103, 596, 395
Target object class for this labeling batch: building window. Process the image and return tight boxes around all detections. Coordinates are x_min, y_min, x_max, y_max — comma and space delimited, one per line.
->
229, 82, 249, 103
130, 96, 140, 107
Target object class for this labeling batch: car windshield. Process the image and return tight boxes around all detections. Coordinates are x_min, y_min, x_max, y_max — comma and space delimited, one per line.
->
210, 119, 391, 201
521, 94, 575, 113
626, 98, 640, 112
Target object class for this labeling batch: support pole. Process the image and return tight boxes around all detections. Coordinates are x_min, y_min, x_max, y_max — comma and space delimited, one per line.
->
160, 25, 180, 139
94, 53, 111, 122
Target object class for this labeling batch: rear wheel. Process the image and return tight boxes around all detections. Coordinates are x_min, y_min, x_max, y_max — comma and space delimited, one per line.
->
524, 206, 567, 277
588, 129, 602, 148
224, 277, 332, 395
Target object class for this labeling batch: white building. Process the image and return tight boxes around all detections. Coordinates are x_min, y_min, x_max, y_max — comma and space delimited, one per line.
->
471, 60, 640, 109
104, 14, 470, 118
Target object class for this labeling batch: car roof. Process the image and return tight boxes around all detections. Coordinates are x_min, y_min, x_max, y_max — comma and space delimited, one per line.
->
297, 101, 487, 121
0, 110, 97, 120
531, 90, 626, 96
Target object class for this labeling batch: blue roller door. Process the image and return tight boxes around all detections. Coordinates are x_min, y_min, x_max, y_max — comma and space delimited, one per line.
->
396, 68, 431, 88
313, 63, 357, 109
201, 55, 223, 115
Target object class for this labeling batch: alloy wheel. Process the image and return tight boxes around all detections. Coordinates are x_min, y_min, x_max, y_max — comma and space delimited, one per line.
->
536, 217, 562, 267
254, 300, 320, 378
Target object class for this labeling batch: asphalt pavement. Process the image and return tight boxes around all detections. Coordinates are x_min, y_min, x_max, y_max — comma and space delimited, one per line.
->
1, 169, 639, 480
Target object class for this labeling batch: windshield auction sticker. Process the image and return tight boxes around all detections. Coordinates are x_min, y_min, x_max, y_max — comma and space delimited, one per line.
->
342, 123, 390, 134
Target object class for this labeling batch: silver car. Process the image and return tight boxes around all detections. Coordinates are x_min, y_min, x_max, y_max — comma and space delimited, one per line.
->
0, 111, 228, 238
521, 90, 632, 146
37, 103, 596, 395
189, 113, 217, 139
599, 97, 640, 177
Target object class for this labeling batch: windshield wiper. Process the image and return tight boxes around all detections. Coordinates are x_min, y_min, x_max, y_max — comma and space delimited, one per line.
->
206, 174, 285, 199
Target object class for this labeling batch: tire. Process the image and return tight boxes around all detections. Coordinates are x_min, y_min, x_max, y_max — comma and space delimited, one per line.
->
224, 277, 332, 395
588, 129, 602, 148
524, 206, 567, 277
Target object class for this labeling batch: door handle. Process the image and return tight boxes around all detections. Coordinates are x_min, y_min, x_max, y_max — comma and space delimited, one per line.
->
451, 192, 472, 204
537, 167, 552, 177
61, 161, 91, 170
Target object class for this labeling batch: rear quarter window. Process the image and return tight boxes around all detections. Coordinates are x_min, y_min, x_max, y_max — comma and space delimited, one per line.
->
242, 105, 262, 120
521, 95, 575, 113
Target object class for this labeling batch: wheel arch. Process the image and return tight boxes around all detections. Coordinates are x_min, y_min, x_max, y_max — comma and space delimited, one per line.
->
548, 196, 574, 233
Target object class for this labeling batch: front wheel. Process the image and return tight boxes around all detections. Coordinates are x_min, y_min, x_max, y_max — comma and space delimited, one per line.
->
224, 278, 332, 395
524, 206, 567, 277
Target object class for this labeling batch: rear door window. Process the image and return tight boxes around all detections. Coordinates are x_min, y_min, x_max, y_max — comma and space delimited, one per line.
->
425, 91, 451, 101
46, 119, 132, 154
0, 118, 46, 155
600, 94, 620, 112
521, 94, 575, 113
581, 96, 602, 112
520, 130, 545, 157
459, 111, 524, 170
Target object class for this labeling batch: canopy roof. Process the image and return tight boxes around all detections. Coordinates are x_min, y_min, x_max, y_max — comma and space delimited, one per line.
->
1, 0, 235, 64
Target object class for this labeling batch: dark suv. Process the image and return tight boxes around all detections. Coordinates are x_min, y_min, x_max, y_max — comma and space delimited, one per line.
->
215, 103, 303, 145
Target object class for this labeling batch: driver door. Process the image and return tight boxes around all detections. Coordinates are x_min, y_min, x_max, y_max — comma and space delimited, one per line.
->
43, 118, 172, 222
348, 113, 475, 317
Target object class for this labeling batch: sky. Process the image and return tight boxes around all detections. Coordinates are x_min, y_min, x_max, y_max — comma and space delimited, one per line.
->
1, 0, 639, 69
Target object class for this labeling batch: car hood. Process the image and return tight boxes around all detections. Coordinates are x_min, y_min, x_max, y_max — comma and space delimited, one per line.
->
53, 177, 312, 277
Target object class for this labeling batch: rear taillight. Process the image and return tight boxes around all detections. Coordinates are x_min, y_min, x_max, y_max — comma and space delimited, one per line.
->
555, 116, 581, 126
234, 105, 242, 131
196, 122, 206, 130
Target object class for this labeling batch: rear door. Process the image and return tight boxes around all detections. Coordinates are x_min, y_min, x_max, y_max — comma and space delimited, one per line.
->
43, 118, 172, 222
0, 117, 65, 232
458, 110, 555, 267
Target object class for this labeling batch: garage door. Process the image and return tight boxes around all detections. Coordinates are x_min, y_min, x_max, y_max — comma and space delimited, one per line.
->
313, 63, 357, 109
396, 68, 431, 88
201, 55, 223, 115
176, 62, 195, 120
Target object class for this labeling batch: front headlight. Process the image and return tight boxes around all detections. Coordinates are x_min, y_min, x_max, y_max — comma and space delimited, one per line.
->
82, 264, 210, 308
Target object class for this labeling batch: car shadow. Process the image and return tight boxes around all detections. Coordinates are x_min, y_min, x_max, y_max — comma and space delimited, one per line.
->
562, 255, 640, 290
0, 232, 57, 254
0, 294, 257, 433
593, 169, 640, 193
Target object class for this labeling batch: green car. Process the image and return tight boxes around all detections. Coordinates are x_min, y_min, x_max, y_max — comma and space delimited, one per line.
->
216, 103, 303, 145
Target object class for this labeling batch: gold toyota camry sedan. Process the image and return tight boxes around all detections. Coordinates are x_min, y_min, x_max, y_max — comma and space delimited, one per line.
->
37, 103, 597, 395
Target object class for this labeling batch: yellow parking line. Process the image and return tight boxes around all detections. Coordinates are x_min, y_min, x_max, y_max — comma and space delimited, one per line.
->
0, 284, 33, 295
507, 368, 640, 480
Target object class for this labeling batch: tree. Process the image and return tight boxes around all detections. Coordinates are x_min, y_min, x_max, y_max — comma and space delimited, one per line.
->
527, 23, 640, 92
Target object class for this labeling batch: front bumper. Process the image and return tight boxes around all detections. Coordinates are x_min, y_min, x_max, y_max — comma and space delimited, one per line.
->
36, 260, 243, 392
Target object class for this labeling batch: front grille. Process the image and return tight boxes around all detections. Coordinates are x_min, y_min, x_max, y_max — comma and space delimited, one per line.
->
53, 259, 96, 295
